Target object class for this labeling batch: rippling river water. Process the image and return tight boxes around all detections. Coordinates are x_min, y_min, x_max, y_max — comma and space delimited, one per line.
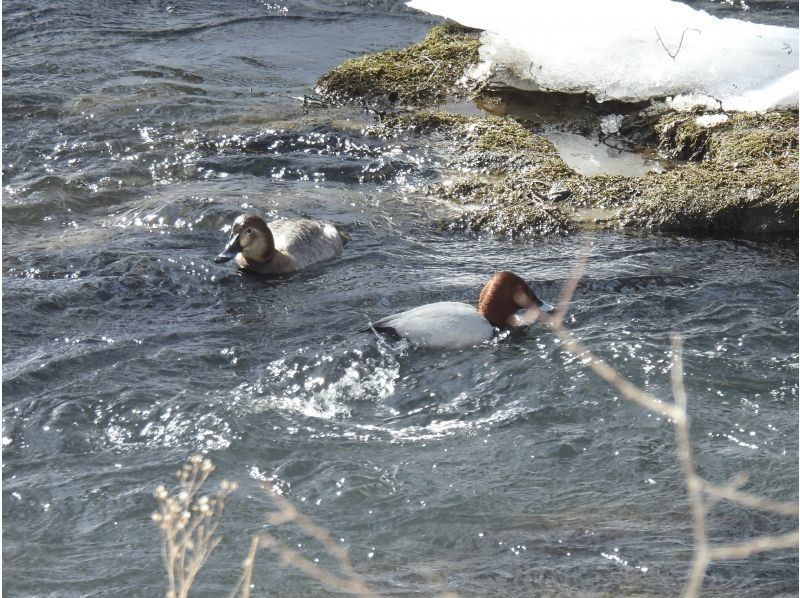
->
3, 1, 798, 596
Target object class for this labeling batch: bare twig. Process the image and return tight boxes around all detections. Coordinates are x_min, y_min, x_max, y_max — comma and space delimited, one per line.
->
654, 27, 701, 60
420, 55, 441, 86
553, 328, 682, 420
229, 535, 261, 598
518, 247, 799, 598
257, 532, 375, 596
553, 236, 591, 328
702, 481, 799, 517
707, 531, 800, 560
670, 334, 710, 597
259, 480, 375, 596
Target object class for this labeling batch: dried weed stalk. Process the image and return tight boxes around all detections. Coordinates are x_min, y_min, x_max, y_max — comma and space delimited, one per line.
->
237, 480, 375, 596
153, 457, 373, 597
152, 455, 238, 598
520, 241, 799, 598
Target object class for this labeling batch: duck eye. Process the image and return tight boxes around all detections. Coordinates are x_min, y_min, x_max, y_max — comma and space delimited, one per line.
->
245, 228, 253, 234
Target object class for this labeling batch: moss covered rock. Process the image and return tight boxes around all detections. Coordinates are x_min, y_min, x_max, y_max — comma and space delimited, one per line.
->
622, 161, 797, 233
628, 111, 799, 233
316, 24, 481, 106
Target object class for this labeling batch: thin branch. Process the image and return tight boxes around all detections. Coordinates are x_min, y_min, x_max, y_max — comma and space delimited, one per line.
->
553, 236, 592, 327
258, 532, 376, 597
655, 27, 701, 60
708, 531, 799, 560
262, 481, 357, 574
670, 334, 710, 598
261, 481, 375, 596
516, 247, 798, 598
525, 243, 681, 420
420, 55, 441, 85
702, 481, 800, 517
229, 535, 261, 598
550, 329, 682, 420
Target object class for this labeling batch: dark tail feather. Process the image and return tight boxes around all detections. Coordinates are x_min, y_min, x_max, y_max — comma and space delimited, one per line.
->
336, 226, 351, 245
359, 322, 401, 342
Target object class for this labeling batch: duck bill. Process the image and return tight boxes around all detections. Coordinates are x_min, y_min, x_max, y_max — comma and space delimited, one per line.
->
510, 293, 557, 326
538, 301, 556, 314
214, 236, 242, 263
512, 301, 556, 326
510, 287, 557, 325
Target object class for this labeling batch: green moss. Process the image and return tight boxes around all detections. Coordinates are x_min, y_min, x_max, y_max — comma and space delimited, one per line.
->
434, 174, 572, 236
571, 175, 636, 209
316, 24, 481, 105
319, 25, 797, 237
657, 111, 799, 166
658, 114, 710, 161
617, 110, 800, 233
459, 118, 576, 177
372, 111, 571, 171
370, 111, 468, 137
622, 163, 798, 233
535, 110, 797, 234
445, 199, 572, 237
467, 117, 545, 152
709, 112, 798, 166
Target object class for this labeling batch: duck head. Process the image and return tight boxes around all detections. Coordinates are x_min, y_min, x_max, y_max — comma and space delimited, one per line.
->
478, 271, 555, 327
215, 214, 275, 267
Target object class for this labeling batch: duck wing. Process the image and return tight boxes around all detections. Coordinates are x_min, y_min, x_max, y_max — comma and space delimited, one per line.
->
270, 219, 344, 271
372, 301, 493, 349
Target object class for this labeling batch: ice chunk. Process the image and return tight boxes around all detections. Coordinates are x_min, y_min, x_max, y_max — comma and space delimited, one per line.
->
407, 0, 798, 110
694, 113, 730, 128
600, 114, 624, 135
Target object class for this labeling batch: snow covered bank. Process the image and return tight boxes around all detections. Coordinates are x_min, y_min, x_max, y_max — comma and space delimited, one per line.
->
407, 0, 798, 111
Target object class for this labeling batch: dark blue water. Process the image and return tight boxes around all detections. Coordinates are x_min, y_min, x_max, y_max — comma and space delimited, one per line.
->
3, 1, 798, 596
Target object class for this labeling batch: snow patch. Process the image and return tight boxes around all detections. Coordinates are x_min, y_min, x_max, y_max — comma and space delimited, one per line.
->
695, 113, 730, 128
407, 0, 798, 111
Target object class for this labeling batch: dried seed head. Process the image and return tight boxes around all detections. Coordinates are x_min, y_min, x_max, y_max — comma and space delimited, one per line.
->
151, 512, 163, 522
201, 459, 213, 473
154, 485, 168, 501
190, 455, 203, 465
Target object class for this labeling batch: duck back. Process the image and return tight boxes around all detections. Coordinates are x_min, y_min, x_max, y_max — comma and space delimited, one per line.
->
372, 301, 493, 349
266, 219, 344, 273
